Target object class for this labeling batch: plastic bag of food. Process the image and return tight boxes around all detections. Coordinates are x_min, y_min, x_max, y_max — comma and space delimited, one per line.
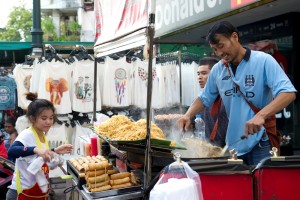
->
150, 159, 203, 200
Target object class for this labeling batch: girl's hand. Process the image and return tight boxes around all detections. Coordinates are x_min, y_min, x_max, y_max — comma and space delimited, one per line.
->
34, 147, 54, 162
54, 144, 73, 154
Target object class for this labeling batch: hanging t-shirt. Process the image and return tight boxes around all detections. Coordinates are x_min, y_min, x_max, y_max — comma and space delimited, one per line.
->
72, 60, 102, 113
132, 58, 159, 109
29, 59, 41, 93
103, 57, 131, 107
37, 60, 72, 114
0, 76, 17, 110
13, 64, 33, 109
47, 123, 69, 149
15, 115, 31, 134
156, 63, 166, 108
97, 62, 106, 106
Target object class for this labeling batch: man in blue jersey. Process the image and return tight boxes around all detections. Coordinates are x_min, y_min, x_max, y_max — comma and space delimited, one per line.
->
178, 21, 297, 165
197, 57, 228, 147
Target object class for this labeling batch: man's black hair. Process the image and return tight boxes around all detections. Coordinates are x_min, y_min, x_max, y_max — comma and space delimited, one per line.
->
206, 21, 239, 45
199, 57, 219, 70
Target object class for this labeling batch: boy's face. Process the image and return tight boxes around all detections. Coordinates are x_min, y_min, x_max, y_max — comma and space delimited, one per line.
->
4, 123, 14, 134
197, 65, 211, 88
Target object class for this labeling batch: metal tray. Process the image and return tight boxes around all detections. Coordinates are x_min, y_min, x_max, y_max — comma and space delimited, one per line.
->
82, 184, 143, 198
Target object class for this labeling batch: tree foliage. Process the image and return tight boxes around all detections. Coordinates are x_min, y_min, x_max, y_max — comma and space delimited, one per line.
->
0, 5, 82, 42
0, 5, 32, 41
42, 16, 57, 41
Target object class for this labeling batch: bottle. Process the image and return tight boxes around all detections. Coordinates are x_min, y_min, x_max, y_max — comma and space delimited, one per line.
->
194, 114, 205, 139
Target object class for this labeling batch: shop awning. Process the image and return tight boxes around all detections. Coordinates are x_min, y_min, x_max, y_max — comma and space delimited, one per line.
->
0, 42, 32, 50
94, 0, 151, 57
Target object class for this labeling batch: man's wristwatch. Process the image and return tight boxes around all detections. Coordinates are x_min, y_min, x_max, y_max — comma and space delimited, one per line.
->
51, 148, 56, 153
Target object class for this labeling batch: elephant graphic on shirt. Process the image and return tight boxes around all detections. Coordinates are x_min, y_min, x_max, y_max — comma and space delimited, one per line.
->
46, 78, 68, 105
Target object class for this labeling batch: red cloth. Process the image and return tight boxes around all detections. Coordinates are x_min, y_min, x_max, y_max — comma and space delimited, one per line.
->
272, 50, 288, 73
0, 142, 8, 159
18, 163, 49, 200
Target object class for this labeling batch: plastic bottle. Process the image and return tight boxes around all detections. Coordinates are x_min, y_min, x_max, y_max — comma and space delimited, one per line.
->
194, 114, 205, 139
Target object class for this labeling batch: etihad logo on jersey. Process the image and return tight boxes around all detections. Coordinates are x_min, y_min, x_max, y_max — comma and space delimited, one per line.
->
222, 75, 231, 80
225, 86, 255, 98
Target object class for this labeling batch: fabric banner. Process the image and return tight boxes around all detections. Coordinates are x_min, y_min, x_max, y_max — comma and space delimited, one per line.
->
94, 0, 150, 46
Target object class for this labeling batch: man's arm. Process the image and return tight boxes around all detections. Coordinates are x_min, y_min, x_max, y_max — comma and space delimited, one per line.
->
245, 92, 296, 135
186, 97, 206, 119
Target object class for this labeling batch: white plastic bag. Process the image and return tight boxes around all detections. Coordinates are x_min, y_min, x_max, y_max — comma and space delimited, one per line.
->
150, 161, 203, 200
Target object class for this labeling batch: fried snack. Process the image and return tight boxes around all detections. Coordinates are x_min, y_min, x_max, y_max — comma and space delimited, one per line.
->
130, 172, 138, 185
96, 155, 107, 161
87, 180, 110, 190
69, 158, 77, 164
75, 163, 85, 173
77, 158, 85, 165
107, 169, 118, 175
85, 161, 109, 171
110, 172, 131, 180
87, 174, 109, 183
111, 182, 132, 189
85, 170, 106, 178
90, 185, 111, 192
110, 177, 130, 185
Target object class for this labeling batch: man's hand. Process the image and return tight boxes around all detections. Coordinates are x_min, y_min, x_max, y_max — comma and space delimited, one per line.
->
177, 115, 192, 132
243, 114, 265, 138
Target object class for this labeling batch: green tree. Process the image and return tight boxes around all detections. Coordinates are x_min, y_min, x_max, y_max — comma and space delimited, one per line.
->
0, 5, 32, 41
59, 20, 81, 41
42, 16, 57, 41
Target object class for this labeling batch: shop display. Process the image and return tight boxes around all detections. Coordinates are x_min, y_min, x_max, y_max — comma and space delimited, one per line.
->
67, 155, 141, 197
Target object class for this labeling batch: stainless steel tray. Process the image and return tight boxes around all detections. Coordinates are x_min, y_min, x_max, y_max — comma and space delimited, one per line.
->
82, 184, 143, 198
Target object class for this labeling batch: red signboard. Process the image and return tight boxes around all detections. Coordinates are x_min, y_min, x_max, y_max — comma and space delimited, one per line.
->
231, 0, 257, 9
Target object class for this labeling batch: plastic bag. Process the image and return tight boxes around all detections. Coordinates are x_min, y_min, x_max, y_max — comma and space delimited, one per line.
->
150, 160, 203, 200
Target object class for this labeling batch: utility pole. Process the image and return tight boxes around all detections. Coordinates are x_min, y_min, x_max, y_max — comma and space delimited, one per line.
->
31, 0, 43, 57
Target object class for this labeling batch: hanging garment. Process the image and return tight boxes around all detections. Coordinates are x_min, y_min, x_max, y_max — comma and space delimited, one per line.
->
156, 63, 166, 108
103, 57, 131, 107
29, 59, 42, 93
46, 123, 69, 149
13, 64, 33, 110
98, 62, 106, 107
72, 60, 102, 113
132, 58, 159, 109
181, 62, 199, 106
37, 60, 72, 114
0, 75, 17, 110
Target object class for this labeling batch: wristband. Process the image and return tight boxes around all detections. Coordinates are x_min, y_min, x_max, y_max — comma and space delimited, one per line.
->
51, 148, 55, 152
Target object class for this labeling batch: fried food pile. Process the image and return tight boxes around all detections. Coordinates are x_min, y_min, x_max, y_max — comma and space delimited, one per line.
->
69, 156, 139, 192
94, 115, 165, 141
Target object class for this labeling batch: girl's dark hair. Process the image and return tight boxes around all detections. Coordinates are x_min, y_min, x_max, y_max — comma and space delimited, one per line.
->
199, 57, 219, 70
206, 21, 239, 45
26, 92, 56, 120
